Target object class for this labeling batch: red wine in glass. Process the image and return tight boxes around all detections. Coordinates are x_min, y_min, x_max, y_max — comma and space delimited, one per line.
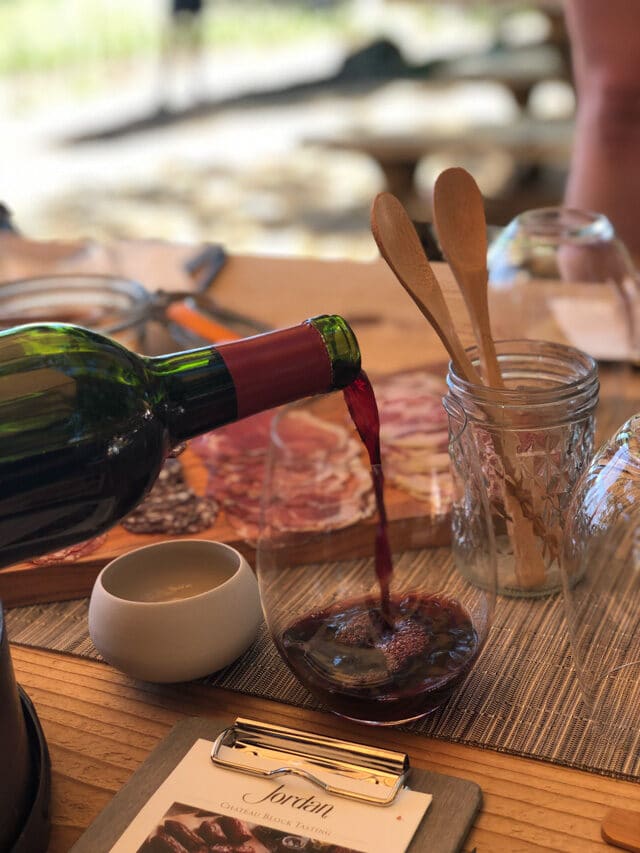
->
277, 370, 479, 723
278, 592, 478, 724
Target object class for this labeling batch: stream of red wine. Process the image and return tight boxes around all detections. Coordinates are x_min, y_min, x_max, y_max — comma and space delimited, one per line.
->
342, 369, 392, 618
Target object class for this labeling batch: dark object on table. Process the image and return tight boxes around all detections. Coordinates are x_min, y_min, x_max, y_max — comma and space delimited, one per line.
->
184, 243, 227, 287
0, 603, 51, 853
412, 221, 444, 262
172, 0, 202, 13
180, 242, 272, 338
0, 202, 18, 233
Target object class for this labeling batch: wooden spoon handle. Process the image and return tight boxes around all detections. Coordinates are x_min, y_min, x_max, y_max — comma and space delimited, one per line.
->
433, 167, 504, 387
602, 808, 640, 852
395, 271, 481, 384
450, 262, 504, 388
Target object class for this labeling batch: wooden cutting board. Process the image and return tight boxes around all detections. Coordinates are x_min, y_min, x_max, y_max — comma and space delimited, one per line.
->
0, 446, 450, 608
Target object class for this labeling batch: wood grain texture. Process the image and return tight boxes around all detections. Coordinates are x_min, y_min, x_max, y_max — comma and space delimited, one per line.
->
11, 646, 640, 853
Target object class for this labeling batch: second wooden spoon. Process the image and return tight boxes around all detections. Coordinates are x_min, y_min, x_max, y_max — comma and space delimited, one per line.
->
433, 167, 503, 387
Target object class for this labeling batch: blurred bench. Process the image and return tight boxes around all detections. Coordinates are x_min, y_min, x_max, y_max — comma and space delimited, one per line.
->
306, 116, 573, 221
431, 42, 569, 108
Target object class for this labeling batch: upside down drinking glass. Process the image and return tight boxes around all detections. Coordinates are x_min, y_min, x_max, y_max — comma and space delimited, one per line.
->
256, 387, 496, 726
561, 417, 640, 760
487, 206, 639, 439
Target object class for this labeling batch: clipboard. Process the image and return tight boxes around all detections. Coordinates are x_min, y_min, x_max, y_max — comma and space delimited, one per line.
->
70, 716, 482, 853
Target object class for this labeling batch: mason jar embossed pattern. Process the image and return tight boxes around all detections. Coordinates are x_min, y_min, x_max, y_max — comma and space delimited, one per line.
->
447, 340, 599, 597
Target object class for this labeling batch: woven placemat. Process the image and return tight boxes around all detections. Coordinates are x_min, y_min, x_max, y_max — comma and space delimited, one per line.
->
5, 554, 640, 782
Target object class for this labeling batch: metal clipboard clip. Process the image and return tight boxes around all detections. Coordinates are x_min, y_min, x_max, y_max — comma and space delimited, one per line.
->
210, 717, 410, 807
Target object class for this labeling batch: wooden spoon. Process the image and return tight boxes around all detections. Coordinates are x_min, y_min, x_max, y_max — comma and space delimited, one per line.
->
434, 168, 547, 588
433, 167, 503, 387
371, 192, 482, 385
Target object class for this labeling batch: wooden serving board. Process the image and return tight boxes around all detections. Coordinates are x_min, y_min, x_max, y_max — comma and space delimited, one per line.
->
0, 446, 450, 609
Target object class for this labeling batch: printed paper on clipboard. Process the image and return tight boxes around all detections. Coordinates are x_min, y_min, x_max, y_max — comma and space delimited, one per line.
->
108, 738, 431, 853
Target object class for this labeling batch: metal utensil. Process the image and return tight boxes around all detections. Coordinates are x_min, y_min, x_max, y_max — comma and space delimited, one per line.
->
150, 244, 271, 343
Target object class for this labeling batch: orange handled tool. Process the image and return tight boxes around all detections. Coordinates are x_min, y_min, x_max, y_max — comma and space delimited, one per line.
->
166, 300, 242, 342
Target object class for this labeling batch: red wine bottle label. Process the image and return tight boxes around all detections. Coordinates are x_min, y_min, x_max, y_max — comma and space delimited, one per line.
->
216, 322, 332, 419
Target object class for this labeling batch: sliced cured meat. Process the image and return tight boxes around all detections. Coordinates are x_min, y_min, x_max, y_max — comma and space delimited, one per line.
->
391, 472, 454, 506
384, 448, 450, 477
267, 464, 375, 533
382, 426, 449, 450
193, 410, 274, 459
377, 373, 448, 446
223, 507, 262, 542
272, 409, 351, 457
199, 405, 375, 541
28, 533, 107, 566
122, 457, 218, 535
205, 457, 267, 502
373, 370, 453, 510
198, 370, 454, 540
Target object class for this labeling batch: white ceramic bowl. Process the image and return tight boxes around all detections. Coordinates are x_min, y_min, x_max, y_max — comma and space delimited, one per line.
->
88, 540, 262, 683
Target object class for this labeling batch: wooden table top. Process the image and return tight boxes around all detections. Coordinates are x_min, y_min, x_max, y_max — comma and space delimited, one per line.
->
12, 644, 640, 853
6, 244, 640, 852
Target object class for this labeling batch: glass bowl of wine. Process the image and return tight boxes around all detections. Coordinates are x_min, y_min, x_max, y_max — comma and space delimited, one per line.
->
256, 373, 497, 726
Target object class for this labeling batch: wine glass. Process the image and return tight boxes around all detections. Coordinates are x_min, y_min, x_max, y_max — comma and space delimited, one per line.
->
561, 417, 640, 758
487, 207, 640, 439
256, 384, 496, 726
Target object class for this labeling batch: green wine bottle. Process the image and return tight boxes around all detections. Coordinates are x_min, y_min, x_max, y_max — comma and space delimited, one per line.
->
0, 315, 360, 568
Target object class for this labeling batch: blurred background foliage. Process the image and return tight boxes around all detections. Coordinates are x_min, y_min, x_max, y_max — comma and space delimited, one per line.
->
0, 1, 572, 259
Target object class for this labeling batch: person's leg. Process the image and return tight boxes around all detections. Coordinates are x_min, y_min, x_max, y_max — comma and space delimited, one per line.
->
564, 0, 640, 255
159, 0, 205, 109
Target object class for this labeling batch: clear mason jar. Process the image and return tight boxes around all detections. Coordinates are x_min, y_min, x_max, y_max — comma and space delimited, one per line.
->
446, 339, 599, 597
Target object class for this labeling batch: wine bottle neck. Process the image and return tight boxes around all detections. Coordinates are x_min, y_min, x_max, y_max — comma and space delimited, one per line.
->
148, 316, 360, 444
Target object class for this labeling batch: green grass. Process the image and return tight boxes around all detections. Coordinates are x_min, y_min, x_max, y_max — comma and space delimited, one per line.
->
0, 0, 350, 75
0, 0, 155, 73
204, 1, 350, 46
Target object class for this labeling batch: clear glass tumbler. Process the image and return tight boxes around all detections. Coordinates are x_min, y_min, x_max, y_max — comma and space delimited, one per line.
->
561, 417, 640, 759
447, 340, 599, 597
256, 392, 496, 726
487, 207, 639, 439
0, 274, 151, 351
